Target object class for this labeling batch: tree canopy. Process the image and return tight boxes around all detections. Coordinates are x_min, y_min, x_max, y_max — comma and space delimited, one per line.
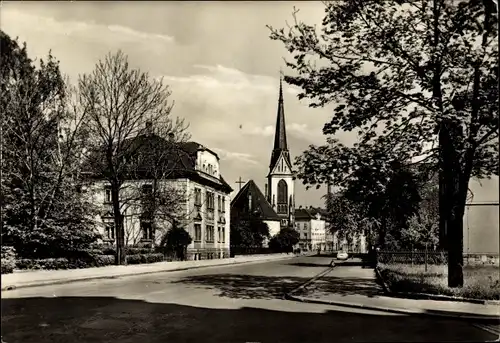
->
269, 0, 498, 287
230, 212, 270, 248
1, 30, 100, 258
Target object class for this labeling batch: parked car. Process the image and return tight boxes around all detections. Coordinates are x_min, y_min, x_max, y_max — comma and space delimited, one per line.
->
336, 251, 349, 260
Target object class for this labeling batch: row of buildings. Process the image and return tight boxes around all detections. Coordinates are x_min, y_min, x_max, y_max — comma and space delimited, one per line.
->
85, 78, 363, 259
85, 77, 497, 259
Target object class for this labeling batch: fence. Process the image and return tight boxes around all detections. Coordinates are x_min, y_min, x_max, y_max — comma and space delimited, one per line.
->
377, 250, 447, 265
378, 250, 500, 266
229, 246, 276, 257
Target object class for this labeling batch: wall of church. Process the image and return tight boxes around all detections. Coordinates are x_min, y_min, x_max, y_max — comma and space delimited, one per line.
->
268, 175, 295, 214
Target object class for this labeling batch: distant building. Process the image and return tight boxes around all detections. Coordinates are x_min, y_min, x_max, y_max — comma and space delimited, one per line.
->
85, 130, 233, 260
294, 207, 328, 251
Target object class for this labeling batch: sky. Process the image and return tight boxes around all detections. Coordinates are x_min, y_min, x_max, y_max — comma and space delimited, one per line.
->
2, 1, 497, 208
0, 0, 350, 207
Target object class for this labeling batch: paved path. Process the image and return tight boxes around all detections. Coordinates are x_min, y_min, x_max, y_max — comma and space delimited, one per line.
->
297, 261, 500, 318
1, 256, 497, 342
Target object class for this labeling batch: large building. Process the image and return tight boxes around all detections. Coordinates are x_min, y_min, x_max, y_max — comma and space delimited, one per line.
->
231, 78, 296, 238
86, 130, 233, 260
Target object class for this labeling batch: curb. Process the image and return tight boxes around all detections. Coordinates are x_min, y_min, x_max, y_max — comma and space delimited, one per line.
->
286, 293, 500, 322
2, 255, 298, 292
285, 264, 500, 323
375, 266, 500, 306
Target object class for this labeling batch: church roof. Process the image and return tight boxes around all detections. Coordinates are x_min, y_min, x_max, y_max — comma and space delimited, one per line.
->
269, 77, 292, 171
230, 180, 280, 221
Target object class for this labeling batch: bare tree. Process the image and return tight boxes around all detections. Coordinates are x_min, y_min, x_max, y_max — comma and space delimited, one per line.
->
79, 50, 188, 265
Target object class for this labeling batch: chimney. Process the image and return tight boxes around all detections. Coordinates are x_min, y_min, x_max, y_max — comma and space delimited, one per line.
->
265, 184, 268, 199
168, 132, 175, 142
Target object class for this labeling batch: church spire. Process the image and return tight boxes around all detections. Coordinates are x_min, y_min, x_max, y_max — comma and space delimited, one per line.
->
269, 74, 291, 170
273, 74, 288, 152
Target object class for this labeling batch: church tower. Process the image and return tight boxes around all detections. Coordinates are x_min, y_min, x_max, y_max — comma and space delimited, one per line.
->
266, 76, 295, 228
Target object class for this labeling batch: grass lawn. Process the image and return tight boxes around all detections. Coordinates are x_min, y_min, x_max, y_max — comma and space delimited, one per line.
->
378, 263, 500, 300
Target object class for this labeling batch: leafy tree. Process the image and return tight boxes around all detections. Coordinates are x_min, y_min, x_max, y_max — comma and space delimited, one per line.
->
159, 221, 192, 261
0, 30, 99, 259
269, 227, 300, 252
269, 0, 498, 287
230, 212, 270, 248
401, 180, 440, 249
79, 51, 186, 264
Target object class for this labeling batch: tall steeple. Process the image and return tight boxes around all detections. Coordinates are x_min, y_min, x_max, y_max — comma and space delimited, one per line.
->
266, 73, 295, 229
269, 75, 292, 171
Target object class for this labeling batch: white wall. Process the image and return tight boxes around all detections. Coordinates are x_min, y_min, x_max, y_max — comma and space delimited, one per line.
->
264, 220, 281, 238
197, 149, 220, 179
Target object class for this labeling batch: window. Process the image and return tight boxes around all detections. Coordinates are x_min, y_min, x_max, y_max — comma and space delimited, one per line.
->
217, 226, 225, 243
194, 224, 202, 241
221, 197, 225, 213
104, 186, 112, 203
218, 195, 222, 213
207, 191, 214, 211
194, 188, 202, 206
105, 223, 114, 240
277, 180, 288, 214
206, 225, 214, 242
141, 221, 154, 240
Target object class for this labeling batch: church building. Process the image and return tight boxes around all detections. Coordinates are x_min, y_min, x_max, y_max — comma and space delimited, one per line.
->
231, 77, 296, 239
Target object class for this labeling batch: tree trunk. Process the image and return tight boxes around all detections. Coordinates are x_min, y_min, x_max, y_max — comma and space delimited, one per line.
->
112, 182, 126, 265
440, 121, 466, 287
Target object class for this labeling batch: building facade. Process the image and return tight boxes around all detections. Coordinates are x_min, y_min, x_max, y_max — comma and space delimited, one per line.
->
87, 135, 233, 260
294, 207, 328, 251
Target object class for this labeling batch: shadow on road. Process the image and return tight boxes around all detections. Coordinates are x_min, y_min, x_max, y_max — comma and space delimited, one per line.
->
172, 274, 310, 299
1, 296, 495, 343
288, 262, 332, 268
305, 276, 384, 298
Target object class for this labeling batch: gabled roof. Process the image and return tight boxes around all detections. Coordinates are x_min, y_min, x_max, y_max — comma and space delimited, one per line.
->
82, 133, 232, 193
230, 180, 280, 221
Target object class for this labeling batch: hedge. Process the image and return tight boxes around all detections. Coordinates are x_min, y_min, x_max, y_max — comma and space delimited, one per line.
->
15, 253, 165, 271
1, 246, 16, 274
126, 253, 165, 265
99, 246, 154, 256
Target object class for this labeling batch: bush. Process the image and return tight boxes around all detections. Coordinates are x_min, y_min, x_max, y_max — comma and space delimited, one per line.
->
1, 246, 17, 274
378, 263, 500, 300
97, 246, 154, 256
126, 253, 164, 265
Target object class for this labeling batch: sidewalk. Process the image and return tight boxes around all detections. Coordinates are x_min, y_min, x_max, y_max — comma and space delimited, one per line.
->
2, 253, 296, 291
288, 263, 500, 321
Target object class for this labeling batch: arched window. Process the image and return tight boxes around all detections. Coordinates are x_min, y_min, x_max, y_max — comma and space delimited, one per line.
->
277, 179, 288, 214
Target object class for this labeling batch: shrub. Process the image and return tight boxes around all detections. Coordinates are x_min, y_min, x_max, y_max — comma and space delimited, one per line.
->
126, 253, 164, 265
378, 263, 500, 300
1, 246, 17, 274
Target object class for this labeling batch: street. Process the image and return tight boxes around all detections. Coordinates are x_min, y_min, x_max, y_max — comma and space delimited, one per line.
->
1, 256, 497, 343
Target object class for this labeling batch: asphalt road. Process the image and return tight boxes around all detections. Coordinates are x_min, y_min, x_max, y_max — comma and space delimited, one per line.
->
1, 256, 497, 343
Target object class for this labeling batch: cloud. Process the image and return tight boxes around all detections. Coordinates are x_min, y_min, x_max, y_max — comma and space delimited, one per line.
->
2, 8, 174, 48
241, 123, 312, 139
163, 64, 300, 97
212, 148, 258, 165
